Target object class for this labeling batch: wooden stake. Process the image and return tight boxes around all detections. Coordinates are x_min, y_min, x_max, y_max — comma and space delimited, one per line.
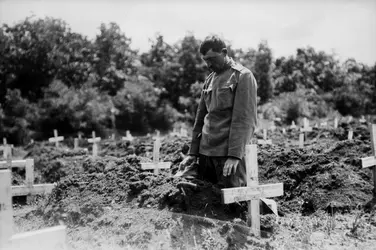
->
299, 132, 304, 148
74, 138, 79, 150
361, 124, 376, 197
348, 130, 353, 141
0, 169, 13, 246
334, 117, 338, 129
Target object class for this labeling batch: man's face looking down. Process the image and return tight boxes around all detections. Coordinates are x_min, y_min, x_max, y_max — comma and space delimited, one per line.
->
202, 48, 227, 73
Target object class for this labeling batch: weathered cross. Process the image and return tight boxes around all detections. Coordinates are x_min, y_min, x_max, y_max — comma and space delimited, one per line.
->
348, 129, 353, 141
221, 144, 284, 237
299, 118, 312, 148
1, 138, 8, 159
359, 115, 367, 124
152, 130, 161, 140
122, 130, 134, 142
361, 124, 376, 197
0, 169, 66, 249
180, 126, 188, 137
48, 129, 64, 148
141, 137, 171, 174
290, 121, 297, 129
257, 129, 272, 145
334, 117, 338, 129
88, 131, 101, 158
320, 121, 328, 127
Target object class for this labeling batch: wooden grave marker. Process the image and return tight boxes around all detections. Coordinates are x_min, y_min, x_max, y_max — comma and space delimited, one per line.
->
258, 129, 272, 145
180, 126, 188, 137
360, 115, 367, 124
74, 138, 79, 150
290, 121, 297, 129
88, 131, 101, 158
152, 130, 161, 140
221, 144, 283, 237
0, 170, 67, 250
299, 118, 312, 148
0, 157, 55, 203
334, 117, 338, 129
320, 121, 328, 127
141, 137, 171, 174
0, 138, 13, 159
48, 129, 64, 148
122, 130, 134, 142
348, 129, 353, 141
361, 124, 376, 197
282, 128, 286, 134
299, 132, 305, 148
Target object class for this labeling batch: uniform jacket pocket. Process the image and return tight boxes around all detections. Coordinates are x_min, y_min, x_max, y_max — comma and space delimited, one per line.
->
217, 84, 234, 110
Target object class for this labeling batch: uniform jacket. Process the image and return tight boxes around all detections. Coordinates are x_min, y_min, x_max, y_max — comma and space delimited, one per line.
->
188, 58, 257, 160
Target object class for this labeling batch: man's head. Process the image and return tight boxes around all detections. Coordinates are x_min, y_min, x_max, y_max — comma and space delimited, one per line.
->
200, 35, 228, 73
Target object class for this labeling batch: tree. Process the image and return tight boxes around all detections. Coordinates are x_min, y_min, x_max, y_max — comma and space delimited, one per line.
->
93, 22, 138, 95
254, 41, 273, 104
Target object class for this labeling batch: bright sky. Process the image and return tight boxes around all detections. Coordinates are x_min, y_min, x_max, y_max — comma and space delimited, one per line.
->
1, 0, 375, 65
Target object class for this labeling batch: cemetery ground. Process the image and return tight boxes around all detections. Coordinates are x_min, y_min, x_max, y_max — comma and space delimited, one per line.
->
3, 120, 376, 250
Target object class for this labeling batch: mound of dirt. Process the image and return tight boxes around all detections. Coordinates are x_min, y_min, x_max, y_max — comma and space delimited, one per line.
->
23, 142, 88, 183
259, 139, 374, 215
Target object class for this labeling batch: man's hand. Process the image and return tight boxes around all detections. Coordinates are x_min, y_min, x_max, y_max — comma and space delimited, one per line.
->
223, 157, 240, 176
179, 155, 198, 170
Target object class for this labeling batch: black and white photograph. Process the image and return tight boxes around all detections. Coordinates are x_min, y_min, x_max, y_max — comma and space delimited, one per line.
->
0, 0, 376, 249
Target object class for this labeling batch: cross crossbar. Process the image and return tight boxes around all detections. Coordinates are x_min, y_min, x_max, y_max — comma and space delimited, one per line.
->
141, 162, 171, 170
222, 183, 283, 204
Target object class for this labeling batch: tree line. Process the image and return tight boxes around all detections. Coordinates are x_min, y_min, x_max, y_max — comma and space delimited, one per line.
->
0, 17, 375, 144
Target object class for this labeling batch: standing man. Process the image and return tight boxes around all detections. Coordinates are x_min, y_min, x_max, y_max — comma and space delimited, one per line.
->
178, 35, 257, 188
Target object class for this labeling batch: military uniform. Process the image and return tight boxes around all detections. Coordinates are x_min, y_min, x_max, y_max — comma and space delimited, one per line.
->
188, 58, 257, 188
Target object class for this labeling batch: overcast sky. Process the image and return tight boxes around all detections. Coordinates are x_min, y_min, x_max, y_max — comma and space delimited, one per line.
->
1, 0, 375, 65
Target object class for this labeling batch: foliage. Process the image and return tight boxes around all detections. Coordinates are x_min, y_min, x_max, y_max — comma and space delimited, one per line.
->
0, 16, 375, 144
254, 41, 273, 104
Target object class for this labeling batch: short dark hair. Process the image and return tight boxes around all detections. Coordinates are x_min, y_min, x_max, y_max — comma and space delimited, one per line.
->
199, 35, 227, 55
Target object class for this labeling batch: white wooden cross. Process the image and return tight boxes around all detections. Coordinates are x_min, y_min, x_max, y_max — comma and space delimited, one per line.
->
122, 130, 134, 142
348, 129, 353, 141
0, 158, 55, 203
299, 132, 305, 148
48, 129, 64, 148
361, 124, 376, 197
360, 115, 367, 124
320, 121, 328, 127
141, 138, 171, 174
74, 138, 79, 150
299, 118, 312, 147
282, 128, 286, 134
221, 144, 283, 237
0, 138, 13, 159
152, 130, 161, 140
290, 121, 297, 129
180, 126, 188, 137
88, 131, 101, 158
334, 117, 338, 129
348, 116, 353, 123
0, 169, 66, 250
257, 129, 272, 145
